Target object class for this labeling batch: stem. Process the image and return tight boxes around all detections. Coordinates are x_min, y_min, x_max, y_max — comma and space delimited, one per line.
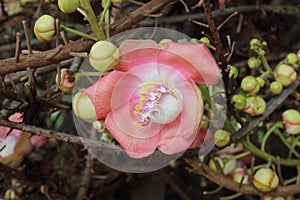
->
99, 0, 111, 37
288, 136, 300, 158
60, 25, 98, 41
74, 71, 104, 80
260, 55, 274, 78
241, 136, 300, 166
223, 151, 251, 163
79, 0, 106, 40
260, 122, 282, 151
273, 129, 300, 159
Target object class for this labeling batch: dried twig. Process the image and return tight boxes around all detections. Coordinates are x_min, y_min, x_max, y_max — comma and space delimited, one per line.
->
76, 152, 94, 200
0, 0, 176, 76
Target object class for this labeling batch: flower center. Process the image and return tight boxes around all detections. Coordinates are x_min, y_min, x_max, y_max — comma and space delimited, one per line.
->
134, 83, 182, 127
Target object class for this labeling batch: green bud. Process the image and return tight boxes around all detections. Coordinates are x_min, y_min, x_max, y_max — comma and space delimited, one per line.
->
89, 41, 119, 72
214, 130, 230, 147
231, 94, 246, 110
241, 76, 260, 95
286, 53, 299, 65
270, 81, 283, 94
282, 109, 300, 135
190, 38, 198, 44
247, 57, 261, 69
253, 168, 279, 192
34, 14, 55, 42
244, 96, 266, 116
58, 0, 79, 14
229, 65, 238, 79
199, 36, 210, 44
274, 64, 297, 86
250, 38, 259, 47
177, 38, 189, 43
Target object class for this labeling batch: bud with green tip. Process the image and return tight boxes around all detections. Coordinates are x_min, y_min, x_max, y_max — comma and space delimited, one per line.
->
229, 65, 238, 79
253, 168, 279, 192
282, 109, 300, 135
55, 68, 74, 93
244, 96, 266, 116
199, 36, 210, 44
270, 81, 283, 95
58, 0, 79, 14
34, 14, 55, 42
214, 130, 230, 147
89, 41, 119, 72
231, 94, 246, 110
247, 57, 261, 69
208, 156, 236, 175
249, 38, 260, 47
73, 91, 97, 122
233, 167, 250, 184
241, 76, 260, 95
286, 53, 299, 65
274, 64, 297, 86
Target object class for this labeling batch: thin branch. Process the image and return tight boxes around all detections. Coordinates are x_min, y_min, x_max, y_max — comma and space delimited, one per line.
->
183, 157, 300, 197
0, 0, 177, 76
76, 152, 94, 200
0, 119, 121, 151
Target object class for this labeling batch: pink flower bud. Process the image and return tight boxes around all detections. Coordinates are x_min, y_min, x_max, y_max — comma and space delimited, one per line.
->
282, 109, 300, 135
253, 168, 279, 192
55, 69, 74, 93
30, 135, 48, 148
274, 64, 297, 86
233, 167, 250, 184
244, 96, 266, 116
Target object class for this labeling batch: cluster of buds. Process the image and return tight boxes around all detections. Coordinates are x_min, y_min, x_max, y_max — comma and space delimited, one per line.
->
0, 113, 47, 168
231, 39, 299, 117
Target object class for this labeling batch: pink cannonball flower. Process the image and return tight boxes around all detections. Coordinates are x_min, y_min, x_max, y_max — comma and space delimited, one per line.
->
30, 135, 48, 148
74, 40, 220, 158
0, 113, 33, 168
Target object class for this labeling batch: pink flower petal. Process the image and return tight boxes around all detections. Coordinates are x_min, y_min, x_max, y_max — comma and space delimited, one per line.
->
119, 39, 160, 56
83, 71, 124, 119
158, 82, 203, 154
116, 43, 219, 85
105, 106, 162, 158
164, 42, 220, 85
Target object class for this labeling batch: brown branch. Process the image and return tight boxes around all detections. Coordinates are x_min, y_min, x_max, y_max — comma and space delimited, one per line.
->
76, 152, 94, 200
202, 0, 235, 122
183, 157, 300, 197
0, 0, 176, 76
0, 119, 122, 151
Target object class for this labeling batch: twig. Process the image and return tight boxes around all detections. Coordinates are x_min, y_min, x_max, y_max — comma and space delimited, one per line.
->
179, 0, 189, 12
76, 152, 94, 200
15, 32, 22, 64
202, 0, 234, 120
188, 18, 209, 28
0, 0, 177, 76
217, 11, 238, 31
21, 20, 32, 54
0, 119, 121, 151
183, 157, 300, 197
